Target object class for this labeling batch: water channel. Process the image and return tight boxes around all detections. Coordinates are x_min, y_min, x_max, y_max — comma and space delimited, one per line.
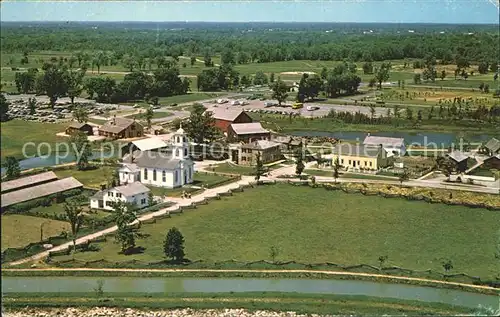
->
2, 276, 498, 309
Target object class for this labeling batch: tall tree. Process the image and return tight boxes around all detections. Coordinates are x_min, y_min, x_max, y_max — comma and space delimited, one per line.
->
190, 55, 196, 66
112, 200, 139, 253
73, 105, 89, 123
144, 106, 154, 128
398, 168, 410, 186
0, 94, 10, 122
374, 63, 391, 89
4, 156, 20, 180
163, 227, 185, 262
65, 69, 86, 104
295, 149, 305, 176
269, 72, 275, 83
69, 131, 92, 170
270, 77, 288, 106
64, 198, 84, 255
36, 62, 68, 108
253, 71, 268, 85
185, 104, 220, 145
27, 97, 37, 115
254, 152, 266, 183
332, 157, 341, 183
14, 68, 38, 94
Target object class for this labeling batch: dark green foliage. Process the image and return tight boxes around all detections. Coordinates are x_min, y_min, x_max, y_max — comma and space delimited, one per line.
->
4, 156, 20, 180
163, 227, 185, 262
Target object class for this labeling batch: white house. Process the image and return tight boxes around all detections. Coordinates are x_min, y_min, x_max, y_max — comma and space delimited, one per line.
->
118, 126, 195, 188
90, 182, 150, 211
363, 135, 406, 156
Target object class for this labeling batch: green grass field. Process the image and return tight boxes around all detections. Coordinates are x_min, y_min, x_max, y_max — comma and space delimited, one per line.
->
54, 166, 117, 189
304, 169, 397, 180
1, 215, 69, 250
52, 184, 500, 279
0, 120, 68, 160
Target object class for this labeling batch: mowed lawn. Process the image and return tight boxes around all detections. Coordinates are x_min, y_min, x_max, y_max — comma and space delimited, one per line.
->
54, 166, 117, 189
0, 120, 68, 160
1, 215, 69, 250
55, 184, 500, 278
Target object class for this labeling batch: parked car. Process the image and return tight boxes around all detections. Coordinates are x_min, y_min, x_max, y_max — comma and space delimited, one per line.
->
306, 106, 320, 111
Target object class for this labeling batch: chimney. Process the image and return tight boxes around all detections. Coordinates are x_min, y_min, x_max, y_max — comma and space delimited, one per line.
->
100, 184, 106, 191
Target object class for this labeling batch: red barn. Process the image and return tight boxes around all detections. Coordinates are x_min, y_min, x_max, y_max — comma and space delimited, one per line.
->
208, 108, 253, 134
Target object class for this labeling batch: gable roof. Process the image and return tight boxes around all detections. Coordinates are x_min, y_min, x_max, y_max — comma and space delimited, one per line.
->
99, 117, 141, 134
242, 140, 281, 150
209, 108, 246, 122
114, 182, 150, 197
230, 122, 269, 135
67, 122, 92, 129
363, 136, 405, 147
135, 151, 181, 169
333, 144, 382, 158
447, 151, 469, 163
119, 163, 141, 173
1, 171, 58, 193
131, 137, 168, 152
484, 138, 500, 153
1, 177, 83, 208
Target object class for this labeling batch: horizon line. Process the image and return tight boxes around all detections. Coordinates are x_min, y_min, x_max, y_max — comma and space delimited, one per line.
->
1, 21, 498, 25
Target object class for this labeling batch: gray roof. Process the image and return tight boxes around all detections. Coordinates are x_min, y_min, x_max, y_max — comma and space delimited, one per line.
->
363, 135, 405, 147
209, 108, 246, 121
485, 138, 500, 153
447, 151, 469, 162
136, 151, 181, 169
243, 140, 281, 150
119, 163, 141, 173
1, 171, 58, 193
114, 182, 150, 197
91, 191, 105, 200
67, 122, 92, 129
99, 117, 142, 134
332, 144, 382, 158
273, 135, 292, 144
1, 177, 83, 208
230, 122, 269, 135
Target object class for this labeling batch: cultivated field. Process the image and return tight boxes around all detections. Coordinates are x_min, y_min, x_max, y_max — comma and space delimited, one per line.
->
52, 184, 500, 279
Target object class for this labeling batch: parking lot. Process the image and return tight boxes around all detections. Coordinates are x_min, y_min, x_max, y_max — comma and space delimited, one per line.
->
202, 98, 388, 118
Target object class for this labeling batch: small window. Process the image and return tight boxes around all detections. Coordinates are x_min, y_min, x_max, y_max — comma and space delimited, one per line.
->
106, 201, 112, 206
108, 192, 113, 197
348, 160, 351, 165
162, 170, 166, 182
242, 157, 246, 161
341, 159, 344, 164
184, 148, 188, 156
144, 168, 148, 180
242, 149, 246, 153
116, 193, 122, 198
370, 162, 373, 167
364, 161, 367, 166
140, 198, 146, 204
174, 171, 178, 183
358, 161, 360, 165
131, 125, 135, 130
153, 169, 157, 181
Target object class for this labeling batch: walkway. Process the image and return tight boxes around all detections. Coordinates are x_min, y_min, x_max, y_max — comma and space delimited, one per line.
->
8, 176, 254, 266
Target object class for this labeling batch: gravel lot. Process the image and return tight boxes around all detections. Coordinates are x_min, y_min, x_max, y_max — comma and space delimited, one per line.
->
4, 308, 332, 317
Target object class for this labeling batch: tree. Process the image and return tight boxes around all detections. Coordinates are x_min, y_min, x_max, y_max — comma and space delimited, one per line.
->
144, 106, 154, 128
4, 156, 20, 180
417, 110, 423, 121
27, 97, 36, 115
369, 105, 376, 121
332, 157, 341, 183
378, 255, 388, 269
413, 73, 422, 84
15, 68, 38, 93
374, 63, 391, 89
73, 105, 89, 123
253, 71, 268, 85
36, 62, 68, 108
203, 51, 212, 67
295, 149, 305, 176
437, 156, 454, 181
240, 75, 251, 87
269, 245, 280, 264
0, 94, 10, 122
440, 70, 446, 81
270, 77, 288, 106
64, 198, 84, 255
405, 107, 413, 120
398, 168, 410, 185
269, 72, 275, 83
221, 49, 235, 65
112, 200, 139, 253
185, 104, 220, 145
362, 61, 373, 74
393, 104, 401, 118
254, 152, 266, 183
477, 62, 489, 74
84, 77, 116, 102
163, 227, 185, 262
122, 54, 136, 72
190, 55, 196, 66
69, 132, 92, 170
65, 69, 86, 104
442, 259, 453, 274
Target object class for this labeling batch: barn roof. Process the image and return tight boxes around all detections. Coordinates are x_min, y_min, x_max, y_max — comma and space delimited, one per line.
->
1, 171, 58, 193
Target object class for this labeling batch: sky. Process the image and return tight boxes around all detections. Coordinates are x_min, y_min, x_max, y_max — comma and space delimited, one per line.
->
1, 1, 499, 24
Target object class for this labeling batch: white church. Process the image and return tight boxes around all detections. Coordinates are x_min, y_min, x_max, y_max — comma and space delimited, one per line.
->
118, 126, 195, 188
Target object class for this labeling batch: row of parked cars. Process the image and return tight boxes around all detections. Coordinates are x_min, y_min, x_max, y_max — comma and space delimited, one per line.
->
244, 108, 301, 116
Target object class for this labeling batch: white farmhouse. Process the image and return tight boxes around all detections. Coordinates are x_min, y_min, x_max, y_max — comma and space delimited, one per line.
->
363, 135, 406, 156
118, 126, 194, 188
90, 182, 150, 211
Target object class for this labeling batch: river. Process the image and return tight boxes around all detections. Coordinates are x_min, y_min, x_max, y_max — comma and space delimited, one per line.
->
2, 276, 498, 309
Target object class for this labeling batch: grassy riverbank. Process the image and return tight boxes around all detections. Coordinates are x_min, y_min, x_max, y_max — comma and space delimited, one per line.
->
1, 292, 477, 316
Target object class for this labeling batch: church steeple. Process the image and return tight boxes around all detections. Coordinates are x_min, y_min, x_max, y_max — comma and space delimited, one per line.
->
172, 124, 189, 160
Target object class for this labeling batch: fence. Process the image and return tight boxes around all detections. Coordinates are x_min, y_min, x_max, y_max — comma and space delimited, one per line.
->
45, 258, 498, 290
